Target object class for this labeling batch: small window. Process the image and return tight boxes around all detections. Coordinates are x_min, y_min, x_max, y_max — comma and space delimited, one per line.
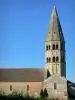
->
56, 44, 58, 49
53, 44, 55, 50
54, 82, 57, 90
46, 45, 48, 51
10, 85, 12, 91
27, 85, 29, 91
49, 45, 50, 50
56, 57, 59, 62
53, 57, 55, 62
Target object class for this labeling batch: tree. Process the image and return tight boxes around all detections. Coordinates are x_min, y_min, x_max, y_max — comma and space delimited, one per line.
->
40, 89, 44, 98
40, 88, 48, 98
43, 88, 48, 98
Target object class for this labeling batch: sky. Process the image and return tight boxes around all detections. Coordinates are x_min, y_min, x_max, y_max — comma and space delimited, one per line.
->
0, 0, 75, 82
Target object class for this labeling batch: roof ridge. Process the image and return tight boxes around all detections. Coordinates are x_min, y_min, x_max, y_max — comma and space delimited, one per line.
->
0, 68, 44, 69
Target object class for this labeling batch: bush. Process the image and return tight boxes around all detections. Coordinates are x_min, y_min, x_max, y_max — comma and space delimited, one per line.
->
0, 91, 65, 100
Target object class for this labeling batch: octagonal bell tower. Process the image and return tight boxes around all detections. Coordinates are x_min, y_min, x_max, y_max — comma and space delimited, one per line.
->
45, 6, 66, 78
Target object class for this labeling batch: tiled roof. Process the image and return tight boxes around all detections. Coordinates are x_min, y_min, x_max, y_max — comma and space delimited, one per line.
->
0, 68, 44, 82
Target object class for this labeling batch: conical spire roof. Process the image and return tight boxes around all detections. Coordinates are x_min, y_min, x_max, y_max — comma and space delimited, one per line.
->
46, 6, 64, 41
50, 6, 58, 21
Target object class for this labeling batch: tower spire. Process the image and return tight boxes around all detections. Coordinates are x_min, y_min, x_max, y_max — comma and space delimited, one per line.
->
46, 6, 64, 42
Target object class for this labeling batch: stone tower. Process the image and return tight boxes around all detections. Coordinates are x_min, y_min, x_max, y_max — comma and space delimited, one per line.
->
45, 6, 66, 78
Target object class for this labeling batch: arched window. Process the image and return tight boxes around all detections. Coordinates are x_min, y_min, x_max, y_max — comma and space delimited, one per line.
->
53, 44, 55, 50
46, 45, 48, 51
54, 82, 57, 90
10, 85, 12, 91
53, 57, 55, 62
27, 85, 29, 91
56, 56, 59, 62
49, 45, 50, 50
56, 44, 58, 49
46, 58, 48, 63
46, 57, 51, 63
49, 57, 51, 62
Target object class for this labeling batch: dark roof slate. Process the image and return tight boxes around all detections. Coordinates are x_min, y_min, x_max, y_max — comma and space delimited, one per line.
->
0, 68, 44, 82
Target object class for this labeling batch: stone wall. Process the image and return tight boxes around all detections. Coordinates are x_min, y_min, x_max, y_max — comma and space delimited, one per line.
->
0, 82, 42, 97
43, 75, 67, 100
45, 41, 66, 77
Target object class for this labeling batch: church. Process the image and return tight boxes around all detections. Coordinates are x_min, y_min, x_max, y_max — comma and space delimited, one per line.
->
0, 6, 74, 100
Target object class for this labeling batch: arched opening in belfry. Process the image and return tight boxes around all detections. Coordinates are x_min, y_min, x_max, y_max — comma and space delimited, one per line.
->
46, 57, 51, 63
56, 44, 58, 49
49, 45, 50, 50
53, 44, 55, 50
46, 58, 48, 63
53, 57, 55, 62
46, 45, 48, 51
56, 56, 59, 62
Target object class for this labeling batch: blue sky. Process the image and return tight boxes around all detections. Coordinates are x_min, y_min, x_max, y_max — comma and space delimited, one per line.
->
0, 0, 75, 82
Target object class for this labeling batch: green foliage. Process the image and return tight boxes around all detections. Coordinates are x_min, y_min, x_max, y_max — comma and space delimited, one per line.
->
0, 91, 67, 100
40, 89, 44, 98
7, 92, 24, 100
